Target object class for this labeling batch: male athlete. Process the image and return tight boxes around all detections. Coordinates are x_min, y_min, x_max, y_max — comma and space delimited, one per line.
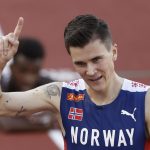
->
0, 14, 150, 150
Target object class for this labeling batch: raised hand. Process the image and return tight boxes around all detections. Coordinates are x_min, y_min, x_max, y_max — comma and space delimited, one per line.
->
0, 17, 24, 70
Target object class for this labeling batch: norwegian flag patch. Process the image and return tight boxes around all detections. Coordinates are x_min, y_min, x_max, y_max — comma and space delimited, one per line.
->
68, 107, 83, 121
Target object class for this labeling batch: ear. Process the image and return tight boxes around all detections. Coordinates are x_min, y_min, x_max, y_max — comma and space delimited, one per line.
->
112, 43, 117, 61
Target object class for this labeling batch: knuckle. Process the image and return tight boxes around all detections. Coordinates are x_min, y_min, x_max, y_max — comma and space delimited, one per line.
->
16, 41, 19, 45
8, 32, 14, 37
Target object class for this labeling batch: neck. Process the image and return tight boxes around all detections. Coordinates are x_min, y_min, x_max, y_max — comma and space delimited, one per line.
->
87, 74, 124, 105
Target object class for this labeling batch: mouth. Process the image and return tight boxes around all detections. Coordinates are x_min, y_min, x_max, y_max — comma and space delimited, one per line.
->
89, 76, 103, 82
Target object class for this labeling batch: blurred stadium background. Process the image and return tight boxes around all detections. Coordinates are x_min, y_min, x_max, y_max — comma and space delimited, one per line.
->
0, 0, 150, 149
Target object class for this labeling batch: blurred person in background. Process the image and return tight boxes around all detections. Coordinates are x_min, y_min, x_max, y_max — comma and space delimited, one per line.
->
0, 37, 56, 131
1, 37, 53, 91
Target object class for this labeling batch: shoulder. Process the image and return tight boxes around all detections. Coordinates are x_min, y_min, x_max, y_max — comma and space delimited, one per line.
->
122, 79, 150, 92
40, 81, 63, 94
30, 81, 63, 102
33, 81, 63, 112
62, 79, 85, 91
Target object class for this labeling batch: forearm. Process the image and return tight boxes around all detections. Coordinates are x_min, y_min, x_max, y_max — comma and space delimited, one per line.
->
0, 81, 61, 118
0, 85, 56, 117
0, 18, 24, 116
0, 92, 18, 116
0, 91, 36, 117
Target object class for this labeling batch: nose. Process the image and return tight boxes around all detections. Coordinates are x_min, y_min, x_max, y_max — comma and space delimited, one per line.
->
86, 63, 97, 76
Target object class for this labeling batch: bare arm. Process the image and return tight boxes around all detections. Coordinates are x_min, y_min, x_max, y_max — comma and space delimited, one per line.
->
0, 18, 62, 116
0, 18, 63, 118
145, 89, 150, 137
0, 82, 62, 116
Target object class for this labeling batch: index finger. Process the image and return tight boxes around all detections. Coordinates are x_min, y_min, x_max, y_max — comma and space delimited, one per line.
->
14, 17, 24, 39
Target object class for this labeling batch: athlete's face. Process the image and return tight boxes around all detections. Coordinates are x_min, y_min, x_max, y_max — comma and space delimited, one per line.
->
70, 39, 117, 92
11, 56, 42, 91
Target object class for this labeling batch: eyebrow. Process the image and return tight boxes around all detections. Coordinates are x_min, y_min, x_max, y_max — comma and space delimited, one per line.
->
73, 55, 104, 64
91, 56, 103, 61
74, 60, 85, 65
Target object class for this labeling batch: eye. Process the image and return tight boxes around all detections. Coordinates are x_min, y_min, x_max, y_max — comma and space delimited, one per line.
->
92, 57, 101, 63
74, 61, 86, 67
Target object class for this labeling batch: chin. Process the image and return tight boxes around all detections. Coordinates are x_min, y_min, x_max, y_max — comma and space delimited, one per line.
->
87, 81, 106, 92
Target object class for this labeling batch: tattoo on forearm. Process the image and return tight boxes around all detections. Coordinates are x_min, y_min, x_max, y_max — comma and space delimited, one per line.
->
5, 95, 11, 103
46, 84, 60, 98
16, 106, 26, 116
6, 100, 9, 103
